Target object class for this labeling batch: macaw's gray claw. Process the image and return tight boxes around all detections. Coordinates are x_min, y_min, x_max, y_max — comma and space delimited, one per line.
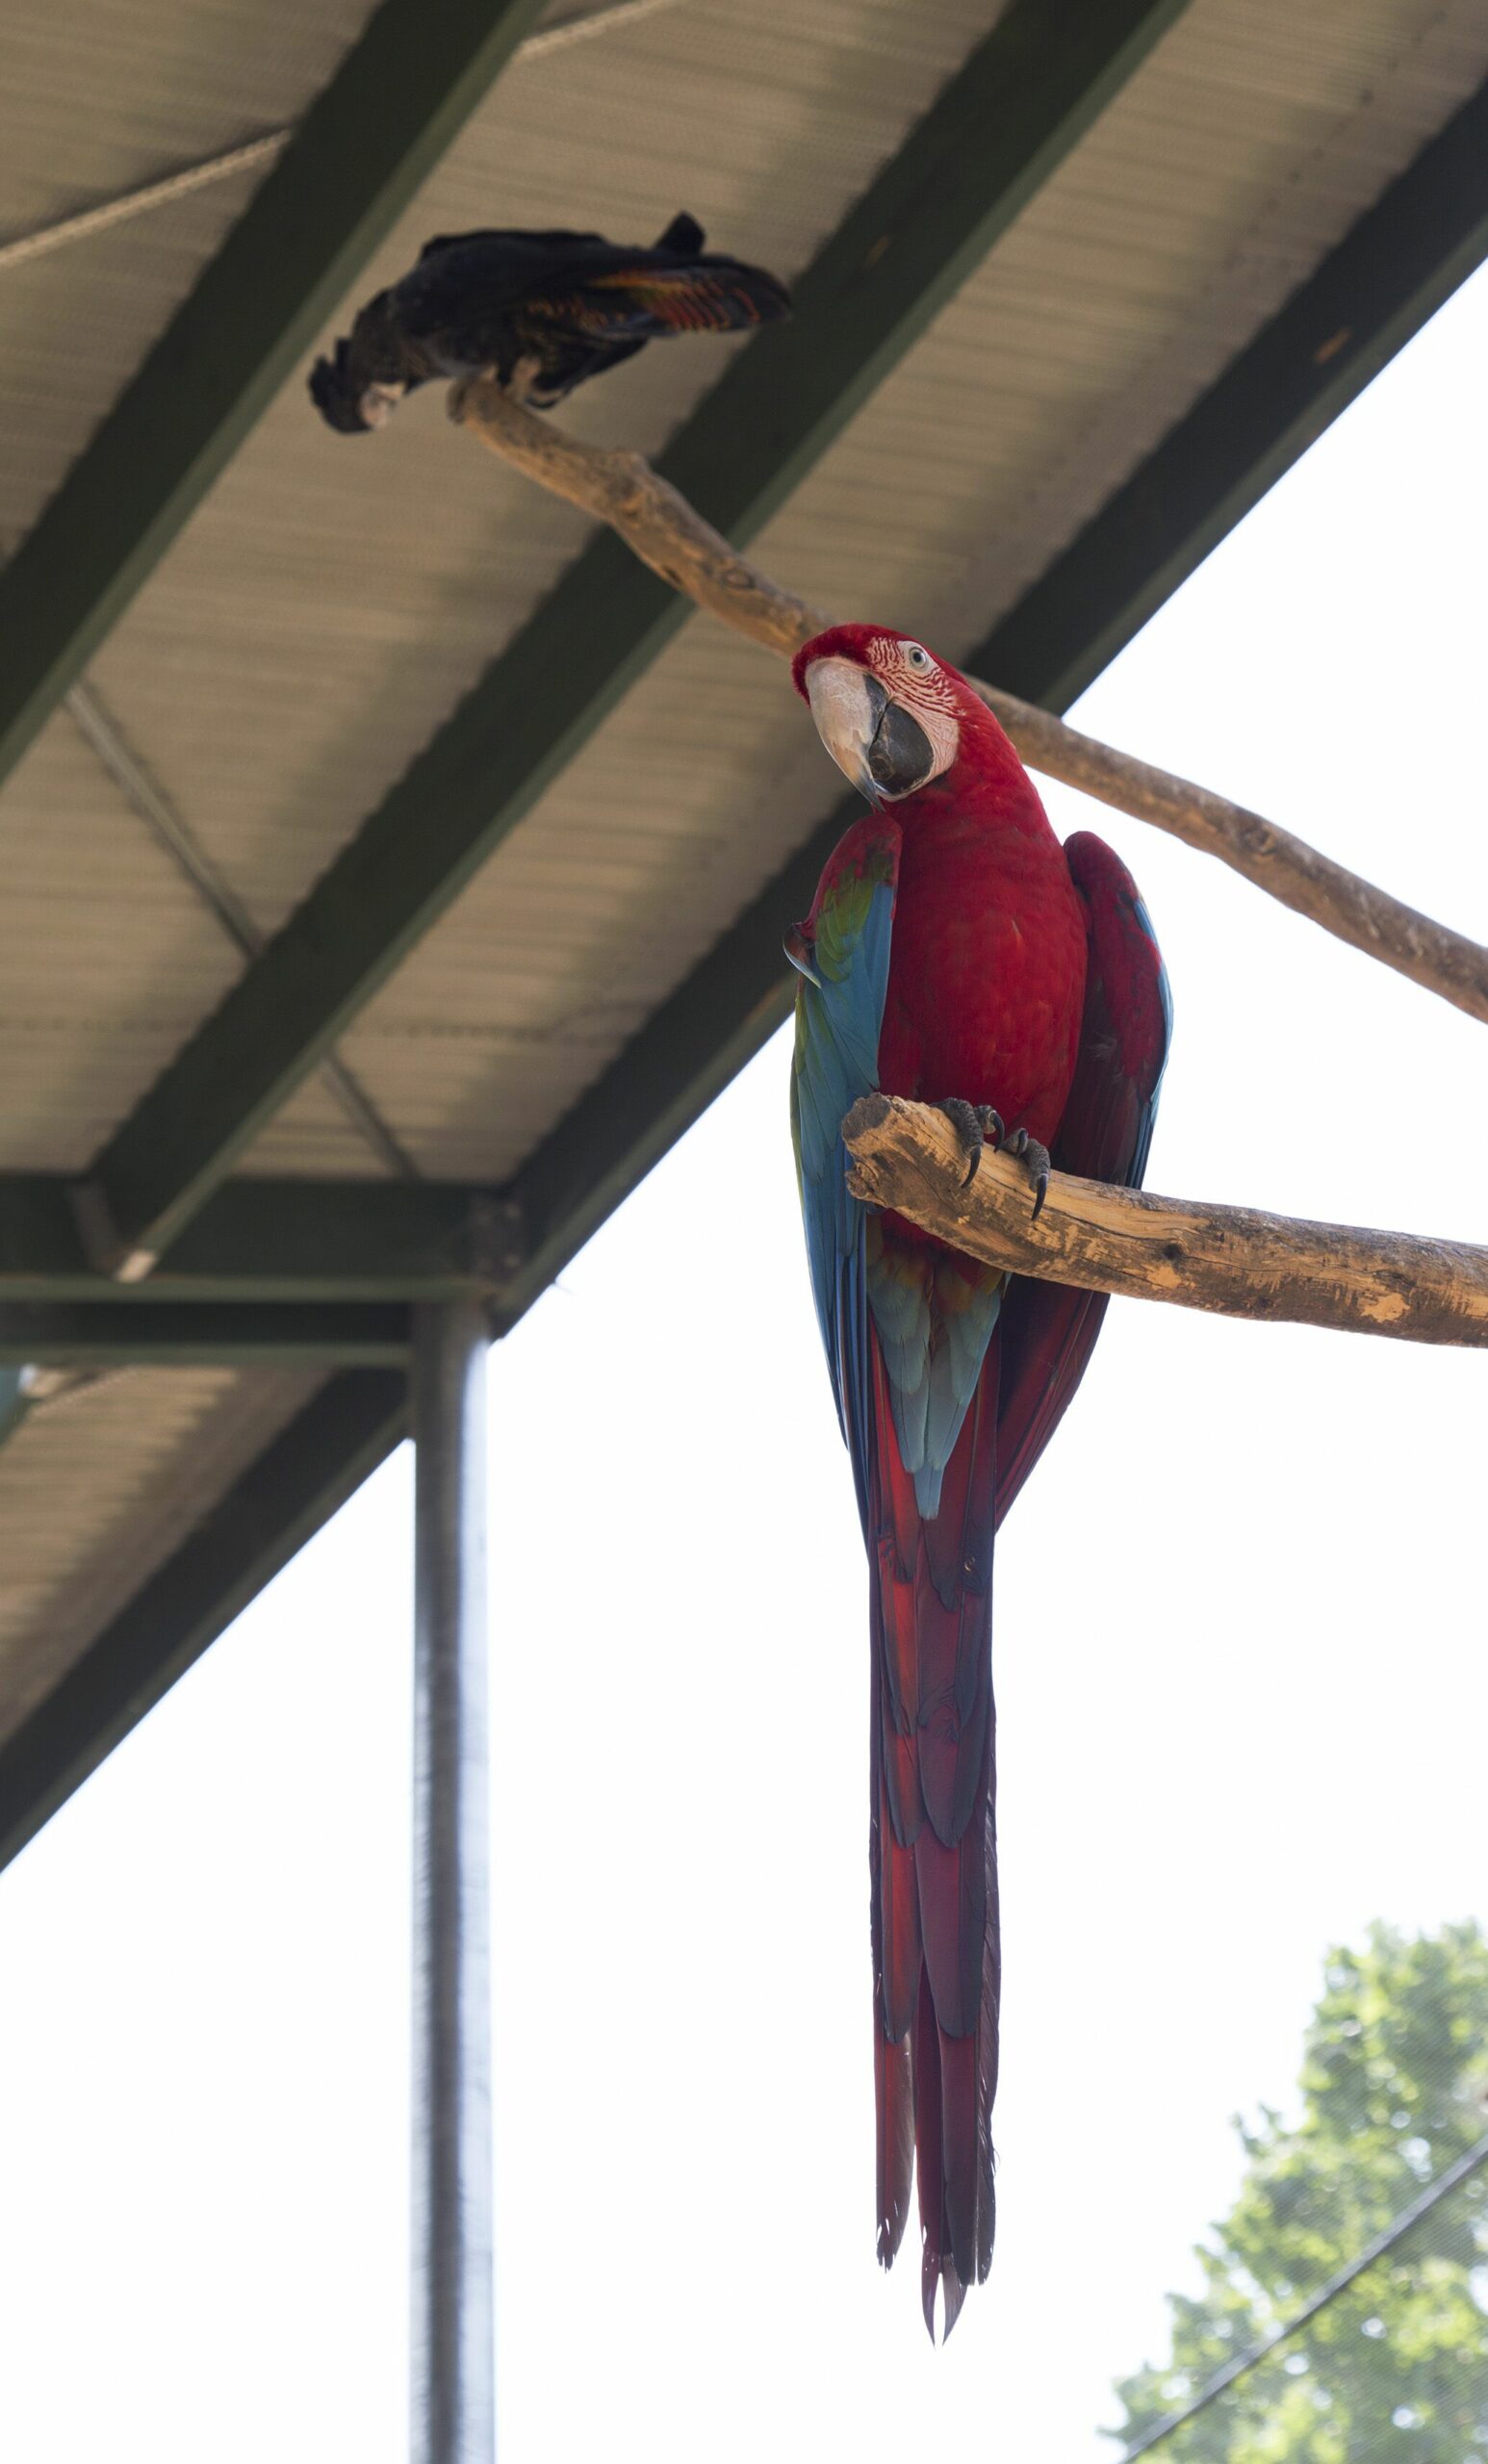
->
1000, 1125, 1052, 1221
936, 1099, 1003, 1188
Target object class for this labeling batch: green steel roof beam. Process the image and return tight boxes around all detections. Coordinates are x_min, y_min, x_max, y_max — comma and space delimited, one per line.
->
81, 0, 1193, 1277
0, 1176, 516, 1303
0, 1303, 413, 1367
965, 69, 1488, 712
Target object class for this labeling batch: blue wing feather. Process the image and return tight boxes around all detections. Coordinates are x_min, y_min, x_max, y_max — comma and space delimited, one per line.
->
789, 816, 901, 1527
789, 808, 1003, 1526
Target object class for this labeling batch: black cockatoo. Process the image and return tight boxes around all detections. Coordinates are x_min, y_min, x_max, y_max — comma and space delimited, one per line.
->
309, 211, 788, 432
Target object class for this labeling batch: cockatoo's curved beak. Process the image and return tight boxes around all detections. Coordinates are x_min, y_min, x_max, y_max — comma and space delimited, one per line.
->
357, 379, 409, 429
803, 655, 934, 804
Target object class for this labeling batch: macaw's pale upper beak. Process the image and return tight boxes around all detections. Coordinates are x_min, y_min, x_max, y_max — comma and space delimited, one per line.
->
804, 655, 935, 804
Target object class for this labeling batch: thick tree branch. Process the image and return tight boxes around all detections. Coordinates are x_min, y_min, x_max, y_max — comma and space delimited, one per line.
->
841, 1094, 1488, 1347
450, 375, 1488, 1027
972, 695, 1488, 1026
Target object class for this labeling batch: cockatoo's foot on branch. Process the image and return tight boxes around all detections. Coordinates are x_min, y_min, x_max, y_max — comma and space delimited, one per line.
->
936, 1101, 1051, 1220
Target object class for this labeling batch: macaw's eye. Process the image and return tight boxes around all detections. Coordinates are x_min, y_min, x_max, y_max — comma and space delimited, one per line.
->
904, 643, 932, 673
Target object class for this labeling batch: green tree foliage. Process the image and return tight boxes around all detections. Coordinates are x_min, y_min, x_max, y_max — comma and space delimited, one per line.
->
1107, 1923, 1488, 2463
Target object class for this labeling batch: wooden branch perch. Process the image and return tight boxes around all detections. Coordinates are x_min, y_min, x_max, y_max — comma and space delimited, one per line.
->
841, 1094, 1488, 1347
450, 375, 1488, 1028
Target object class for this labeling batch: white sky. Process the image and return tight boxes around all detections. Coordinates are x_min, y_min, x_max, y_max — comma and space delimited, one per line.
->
1, 263, 1485, 2464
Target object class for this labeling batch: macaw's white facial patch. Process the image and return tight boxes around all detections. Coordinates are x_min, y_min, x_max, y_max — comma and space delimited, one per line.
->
806, 643, 963, 801
867, 637, 962, 785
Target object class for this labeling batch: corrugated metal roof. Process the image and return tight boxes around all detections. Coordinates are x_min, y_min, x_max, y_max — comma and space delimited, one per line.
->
74, 0, 1000, 1007
0, 709, 241, 1170
0, 0, 1483, 1809
0, 1365, 321, 1732
0, 0, 378, 541
289, 0, 1488, 1182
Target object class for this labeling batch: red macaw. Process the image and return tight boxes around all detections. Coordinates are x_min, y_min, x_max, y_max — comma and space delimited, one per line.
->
788, 626, 1170, 2338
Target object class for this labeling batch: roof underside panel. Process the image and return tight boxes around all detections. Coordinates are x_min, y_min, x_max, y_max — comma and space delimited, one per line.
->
0, 714, 242, 1169
4, 0, 1001, 1178
86, 7, 999, 932
294, 0, 1488, 1182
0, 0, 379, 544
0, 1363, 321, 1735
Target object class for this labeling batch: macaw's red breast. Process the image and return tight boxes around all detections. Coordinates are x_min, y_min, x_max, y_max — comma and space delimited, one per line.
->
877, 771, 1088, 1156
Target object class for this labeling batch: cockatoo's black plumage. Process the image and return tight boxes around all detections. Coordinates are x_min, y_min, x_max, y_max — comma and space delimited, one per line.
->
309, 212, 789, 433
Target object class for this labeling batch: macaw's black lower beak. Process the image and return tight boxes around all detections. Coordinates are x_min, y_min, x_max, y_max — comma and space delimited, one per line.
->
861, 672, 934, 800
805, 656, 936, 806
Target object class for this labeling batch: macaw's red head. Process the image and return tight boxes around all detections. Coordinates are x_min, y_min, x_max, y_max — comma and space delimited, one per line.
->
791, 623, 989, 807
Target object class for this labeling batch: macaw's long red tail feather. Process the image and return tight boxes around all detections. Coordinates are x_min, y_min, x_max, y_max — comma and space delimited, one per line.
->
868, 1326, 1001, 2340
